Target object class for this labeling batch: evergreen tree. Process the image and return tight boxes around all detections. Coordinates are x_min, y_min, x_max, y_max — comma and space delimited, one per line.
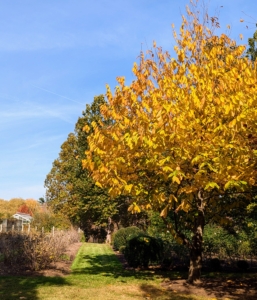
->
246, 26, 257, 61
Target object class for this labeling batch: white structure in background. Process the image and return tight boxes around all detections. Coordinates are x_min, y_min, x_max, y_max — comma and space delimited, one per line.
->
12, 212, 33, 224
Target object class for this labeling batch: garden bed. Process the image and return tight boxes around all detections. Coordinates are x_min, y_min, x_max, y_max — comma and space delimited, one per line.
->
0, 242, 82, 277
0, 243, 82, 276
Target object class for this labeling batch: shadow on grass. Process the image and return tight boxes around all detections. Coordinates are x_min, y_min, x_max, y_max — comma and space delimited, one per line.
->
71, 252, 186, 281
196, 276, 257, 300
157, 275, 257, 300
0, 276, 69, 300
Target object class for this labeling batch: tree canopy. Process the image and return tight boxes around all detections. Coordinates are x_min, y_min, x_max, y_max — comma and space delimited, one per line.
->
83, 4, 257, 282
45, 95, 146, 239
45, 96, 113, 232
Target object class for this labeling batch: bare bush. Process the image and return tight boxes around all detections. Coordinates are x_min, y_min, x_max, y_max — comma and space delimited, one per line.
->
0, 229, 80, 271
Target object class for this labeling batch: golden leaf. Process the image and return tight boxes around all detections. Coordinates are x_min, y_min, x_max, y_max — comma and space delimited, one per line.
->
95, 182, 103, 188
83, 125, 90, 133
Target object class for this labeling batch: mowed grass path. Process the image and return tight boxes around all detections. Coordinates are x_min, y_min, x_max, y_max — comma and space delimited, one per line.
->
0, 243, 201, 300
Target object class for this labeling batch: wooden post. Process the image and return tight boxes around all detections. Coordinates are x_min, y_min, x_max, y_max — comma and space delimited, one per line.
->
42, 227, 44, 234
52, 226, 55, 237
22, 224, 24, 232
28, 224, 30, 234
12, 224, 14, 232
0, 224, 2, 232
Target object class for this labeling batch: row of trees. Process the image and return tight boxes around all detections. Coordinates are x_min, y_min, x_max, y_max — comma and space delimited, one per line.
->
45, 1, 257, 283
0, 198, 39, 220
0, 198, 71, 231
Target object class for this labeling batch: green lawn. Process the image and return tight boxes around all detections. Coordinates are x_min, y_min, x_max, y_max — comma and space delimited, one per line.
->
0, 243, 242, 300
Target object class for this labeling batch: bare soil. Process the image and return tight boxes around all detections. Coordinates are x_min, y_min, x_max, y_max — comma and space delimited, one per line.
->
160, 277, 257, 299
0, 242, 82, 277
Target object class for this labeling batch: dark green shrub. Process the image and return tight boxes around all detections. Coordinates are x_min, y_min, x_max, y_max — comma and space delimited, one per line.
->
161, 257, 173, 268
119, 245, 126, 254
209, 258, 221, 271
113, 226, 143, 251
237, 260, 249, 270
124, 235, 163, 268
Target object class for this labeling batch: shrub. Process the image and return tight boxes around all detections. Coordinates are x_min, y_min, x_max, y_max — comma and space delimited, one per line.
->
0, 229, 80, 271
113, 226, 143, 251
161, 257, 173, 268
80, 232, 86, 243
203, 224, 256, 262
119, 245, 126, 254
124, 235, 163, 268
209, 258, 221, 271
237, 260, 249, 271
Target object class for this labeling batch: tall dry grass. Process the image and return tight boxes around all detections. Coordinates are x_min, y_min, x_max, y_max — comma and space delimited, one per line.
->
0, 229, 81, 271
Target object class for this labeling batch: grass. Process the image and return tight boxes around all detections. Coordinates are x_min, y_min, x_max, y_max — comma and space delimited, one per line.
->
0, 243, 254, 300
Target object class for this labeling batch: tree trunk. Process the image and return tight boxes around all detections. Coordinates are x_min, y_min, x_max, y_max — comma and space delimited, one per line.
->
188, 245, 202, 283
187, 210, 204, 284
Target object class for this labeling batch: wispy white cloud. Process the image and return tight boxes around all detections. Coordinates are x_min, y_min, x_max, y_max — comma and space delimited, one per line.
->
0, 95, 81, 125
31, 85, 84, 105
1, 134, 65, 154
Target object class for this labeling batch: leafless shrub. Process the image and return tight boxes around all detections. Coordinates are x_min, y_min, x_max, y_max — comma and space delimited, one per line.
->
0, 229, 80, 271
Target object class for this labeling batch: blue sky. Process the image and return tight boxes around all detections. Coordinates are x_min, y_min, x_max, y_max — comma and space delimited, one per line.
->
0, 0, 256, 200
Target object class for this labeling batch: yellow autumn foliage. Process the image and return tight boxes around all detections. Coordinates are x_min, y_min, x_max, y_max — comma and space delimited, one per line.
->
83, 5, 257, 217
